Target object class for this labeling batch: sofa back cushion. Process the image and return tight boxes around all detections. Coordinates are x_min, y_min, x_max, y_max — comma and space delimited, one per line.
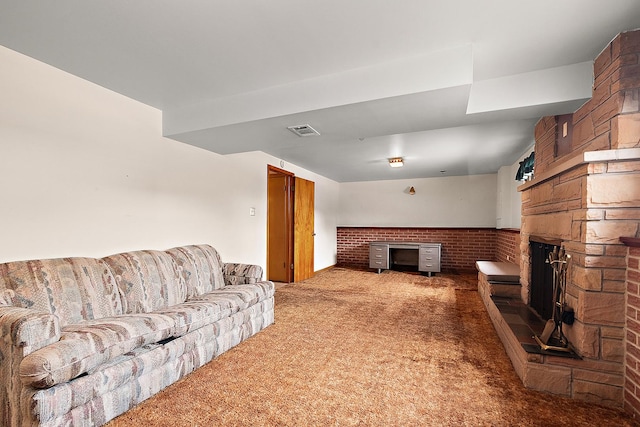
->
0, 258, 123, 327
166, 244, 225, 297
102, 250, 187, 314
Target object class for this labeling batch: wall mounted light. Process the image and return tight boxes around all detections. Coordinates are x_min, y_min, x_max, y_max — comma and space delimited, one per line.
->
409, 186, 416, 195
389, 157, 404, 168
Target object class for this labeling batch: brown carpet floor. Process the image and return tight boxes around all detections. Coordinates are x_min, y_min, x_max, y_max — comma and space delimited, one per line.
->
107, 267, 639, 426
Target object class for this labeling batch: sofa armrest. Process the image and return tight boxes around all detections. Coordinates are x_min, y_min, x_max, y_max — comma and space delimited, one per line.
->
0, 306, 61, 426
0, 306, 61, 355
223, 263, 264, 285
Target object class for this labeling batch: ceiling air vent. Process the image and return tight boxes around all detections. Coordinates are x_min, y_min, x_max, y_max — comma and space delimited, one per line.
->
287, 124, 320, 137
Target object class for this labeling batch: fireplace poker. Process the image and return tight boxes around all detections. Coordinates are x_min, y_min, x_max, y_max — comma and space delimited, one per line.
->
535, 246, 572, 353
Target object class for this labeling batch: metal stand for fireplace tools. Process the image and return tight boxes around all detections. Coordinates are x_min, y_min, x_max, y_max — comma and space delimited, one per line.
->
534, 246, 574, 353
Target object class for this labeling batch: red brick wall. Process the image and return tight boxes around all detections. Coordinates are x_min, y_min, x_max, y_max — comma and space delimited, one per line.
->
495, 229, 521, 264
337, 227, 498, 272
625, 242, 640, 417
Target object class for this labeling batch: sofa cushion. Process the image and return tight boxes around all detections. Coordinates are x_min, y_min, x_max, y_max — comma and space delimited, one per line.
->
190, 282, 275, 313
19, 313, 175, 388
154, 300, 233, 336
215, 282, 275, 306
166, 244, 225, 297
102, 250, 187, 314
188, 291, 248, 313
0, 258, 123, 327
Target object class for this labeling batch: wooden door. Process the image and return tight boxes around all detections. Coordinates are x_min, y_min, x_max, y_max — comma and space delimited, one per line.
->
267, 167, 293, 282
294, 177, 315, 281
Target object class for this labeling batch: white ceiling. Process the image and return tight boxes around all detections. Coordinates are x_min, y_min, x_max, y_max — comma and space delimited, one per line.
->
1, 1, 639, 182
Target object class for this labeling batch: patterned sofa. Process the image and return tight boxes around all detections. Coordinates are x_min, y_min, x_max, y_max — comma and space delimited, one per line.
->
0, 244, 275, 426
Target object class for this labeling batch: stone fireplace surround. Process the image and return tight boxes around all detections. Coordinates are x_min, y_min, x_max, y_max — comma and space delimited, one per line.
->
482, 29, 640, 413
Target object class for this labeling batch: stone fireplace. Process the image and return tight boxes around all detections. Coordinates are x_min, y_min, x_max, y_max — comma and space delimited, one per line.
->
483, 29, 640, 410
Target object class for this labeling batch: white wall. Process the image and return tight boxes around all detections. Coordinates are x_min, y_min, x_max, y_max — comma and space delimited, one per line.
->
0, 43, 529, 271
338, 174, 497, 227
0, 45, 339, 271
496, 145, 534, 229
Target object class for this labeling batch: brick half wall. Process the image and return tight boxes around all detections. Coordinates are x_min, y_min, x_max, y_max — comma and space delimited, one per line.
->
337, 227, 500, 272
496, 229, 521, 264
623, 238, 640, 418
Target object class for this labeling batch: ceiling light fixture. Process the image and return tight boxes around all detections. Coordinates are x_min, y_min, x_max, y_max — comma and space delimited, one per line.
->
389, 157, 404, 168
287, 124, 320, 137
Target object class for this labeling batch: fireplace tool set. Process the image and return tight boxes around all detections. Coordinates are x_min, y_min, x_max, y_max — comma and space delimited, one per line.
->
534, 246, 574, 353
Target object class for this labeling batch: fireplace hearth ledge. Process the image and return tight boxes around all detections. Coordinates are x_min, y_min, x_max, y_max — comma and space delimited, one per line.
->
478, 275, 575, 396
480, 277, 623, 406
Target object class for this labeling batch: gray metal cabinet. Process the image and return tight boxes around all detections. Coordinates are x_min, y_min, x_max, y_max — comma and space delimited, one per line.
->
369, 243, 389, 273
419, 243, 441, 276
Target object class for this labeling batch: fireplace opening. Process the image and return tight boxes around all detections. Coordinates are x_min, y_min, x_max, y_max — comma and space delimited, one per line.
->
529, 238, 561, 320
529, 240, 576, 353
